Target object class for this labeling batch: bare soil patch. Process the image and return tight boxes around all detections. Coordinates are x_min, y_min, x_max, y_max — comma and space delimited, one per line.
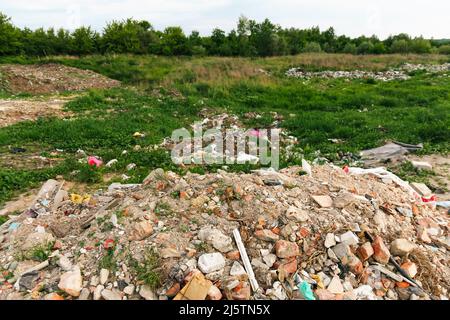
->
0, 63, 120, 94
0, 97, 73, 128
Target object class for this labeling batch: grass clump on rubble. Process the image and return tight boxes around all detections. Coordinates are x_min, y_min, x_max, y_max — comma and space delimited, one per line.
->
129, 249, 164, 289
0, 215, 8, 226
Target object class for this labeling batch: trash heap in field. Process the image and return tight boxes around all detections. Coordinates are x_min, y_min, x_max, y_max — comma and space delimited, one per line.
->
1, 160, 448, 301
285, 63, 450, 81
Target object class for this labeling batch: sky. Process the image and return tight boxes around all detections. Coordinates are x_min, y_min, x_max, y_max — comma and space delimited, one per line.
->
1, 0, 449, 39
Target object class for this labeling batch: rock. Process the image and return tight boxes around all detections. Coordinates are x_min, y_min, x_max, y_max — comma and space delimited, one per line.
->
228, 281, 251, 300
18, 271, 39, 291
21, 232, 55, 250
198, 253, 226, 274
58, 266, 82, 297
101, 289, 122, 300
207, 285, 223, 300
123, 285, 135, 295
198, 226, 233, 253
327, 276, 344, 294
143, 168, 165, 185
226, 251, 240, 260
332, 243, 352, 260
372, 236, 390, 264
94, 285, 104, 300
263, 253, 277, 268
166, 283, 181, 297
333, 193, 357, 208
275, 240, 299, 258
139, 285, 157, 300
315, 288, 336, 300
339, 231, 359, 246
347, 255, 363, 275
100, 268, 109, 285
78, 288, 90, 300
357, 242, 374, 261
410, 182, 432, 197
312, 195, 333, 208
230, 261, 247, 277
160, 247, 181, 259
128, 220, 153, 241
266, 281, 287, 300
44, 293, 64, 300
324, 233, 336, 248
278, 259, 298, 275
401, 261, 418, 278
254, 229, 279, 242
417, 227, 432, 243
285, 206, 309, 222
390, 239, 416, 257
58, 255, 73, 271
411, 161, 432, 171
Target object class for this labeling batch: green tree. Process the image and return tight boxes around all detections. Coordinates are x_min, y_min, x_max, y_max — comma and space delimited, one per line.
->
409, 37, 431, 54
343, 43, 357, 54
160, 27, 188, 55
0, 13, 21, 55
357, 41, 374, 54
390, 39, 410, 53
72, 27, 97, 55
303, 42, 322, 53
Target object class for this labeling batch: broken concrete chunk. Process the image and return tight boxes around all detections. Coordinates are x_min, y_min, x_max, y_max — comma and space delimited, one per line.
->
230, 261, 247, 277
198, 226, 233, 252
327, 276, 344, 294
312, 195, 333, 208
58, 266, 82, 297
324, 233, 336, 248
254, 229, 279, 242
198, 253, 226, 274
285, 206, 309, 222
411, 161, 432, 171
410, 182, 432, 197
339, 231, 359, 246
390, 239, 416, 257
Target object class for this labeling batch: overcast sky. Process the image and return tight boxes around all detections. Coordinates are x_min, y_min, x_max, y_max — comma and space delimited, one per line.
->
1, 0, 449, 39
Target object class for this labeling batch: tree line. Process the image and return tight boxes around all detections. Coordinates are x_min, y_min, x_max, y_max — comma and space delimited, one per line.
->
1, 13, 449, 57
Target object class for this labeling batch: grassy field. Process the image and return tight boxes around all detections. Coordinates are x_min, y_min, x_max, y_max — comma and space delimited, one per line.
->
0, 53, 449, 206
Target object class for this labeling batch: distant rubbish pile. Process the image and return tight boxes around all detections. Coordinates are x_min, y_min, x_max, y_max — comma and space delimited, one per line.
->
286, 63, 450, 81
0, 161, 448, 300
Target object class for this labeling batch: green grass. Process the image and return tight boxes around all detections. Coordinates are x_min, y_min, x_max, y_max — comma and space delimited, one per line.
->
0, 53, 449, 206
0, 215, 8, 226
130, 249, 163, 289
25, 242, 55, 262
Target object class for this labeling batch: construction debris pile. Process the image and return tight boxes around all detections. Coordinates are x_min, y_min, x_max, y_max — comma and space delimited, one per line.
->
285, 63, 450, 81
1, 162, 448, 301
157, 110, 300, 165
0, 64, 120, 94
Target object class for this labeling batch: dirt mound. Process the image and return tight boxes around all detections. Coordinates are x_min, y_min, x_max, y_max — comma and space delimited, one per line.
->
0, 64, 120, 94
0, 163, 448, 300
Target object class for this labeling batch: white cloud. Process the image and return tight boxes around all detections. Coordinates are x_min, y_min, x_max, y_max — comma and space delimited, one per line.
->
1, 0, 449, 38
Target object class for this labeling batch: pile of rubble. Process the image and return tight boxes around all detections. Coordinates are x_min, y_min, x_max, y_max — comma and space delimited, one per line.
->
402, 63, 450, 73
1, 162, 448, 300
156, 110, 300, 164
0, 64, 120, 94
285, 63, 450, 81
